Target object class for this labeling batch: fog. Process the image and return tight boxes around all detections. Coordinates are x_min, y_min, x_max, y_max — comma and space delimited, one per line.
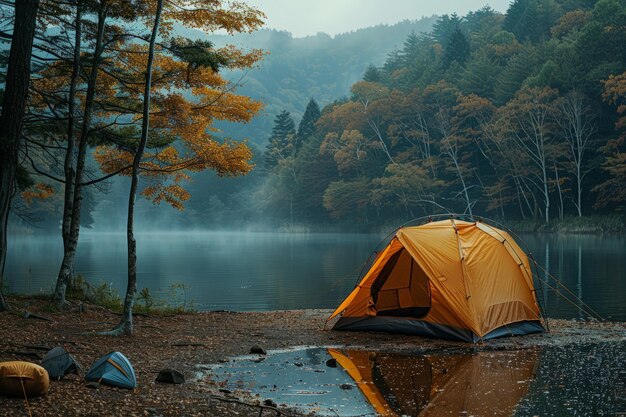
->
245, 0, 512, 37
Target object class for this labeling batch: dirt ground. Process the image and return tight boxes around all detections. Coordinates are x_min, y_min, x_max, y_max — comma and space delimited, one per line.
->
1, 298, 625, 417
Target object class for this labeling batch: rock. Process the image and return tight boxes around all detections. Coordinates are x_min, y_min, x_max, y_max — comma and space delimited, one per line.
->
340, 383, 353, 390
325, 358, 337, 368
155, 369, 185, 384
85, 382, 100, 389
263, 399, 277, 408
250, 345, 266, 355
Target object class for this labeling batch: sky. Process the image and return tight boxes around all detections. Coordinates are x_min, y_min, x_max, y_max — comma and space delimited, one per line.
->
245, 0, 513, 38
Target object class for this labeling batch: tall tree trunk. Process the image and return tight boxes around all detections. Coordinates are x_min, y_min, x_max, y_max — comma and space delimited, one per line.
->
554, 163, 564, 221
0, 0, 41, 311
514, 177, 527, 219
54, 2, 106, 308
451, 153, 472, 216
111, 0, 163, 335
542, 163, 550, 224
367, 117, 395, 164
558, 91, 595, 218
576, 164, 582, 217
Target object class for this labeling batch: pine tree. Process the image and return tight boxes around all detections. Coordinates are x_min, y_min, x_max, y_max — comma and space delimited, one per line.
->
464, 6, 498, 32
503, 0, 562, 43
265, 110, 296, 168
296, 98, 321, 150
363, 64, 382, 82
442, 28, 471, 68
398, 31, 421, 66
382, 48, 402, 75
459, 49, 500, 97
493, 47, 539, 105
432, 13, 464, 46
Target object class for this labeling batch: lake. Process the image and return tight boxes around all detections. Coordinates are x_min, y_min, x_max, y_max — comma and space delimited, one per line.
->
5, 231, 626, 320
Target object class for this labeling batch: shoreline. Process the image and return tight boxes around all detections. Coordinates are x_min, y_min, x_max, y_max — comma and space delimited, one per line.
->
1, 298, 625, 416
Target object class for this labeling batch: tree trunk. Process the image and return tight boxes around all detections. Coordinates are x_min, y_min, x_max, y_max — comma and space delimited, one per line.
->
0, 0, 41, 311
289, 193, 294, 226
542, 163, 550, 224
59, 1, 82, 295
452, 152, 472, 216
110, 0, 163, 335
554, 164, 564, 221
54, 2, 106, 308
576, 164, 582, 217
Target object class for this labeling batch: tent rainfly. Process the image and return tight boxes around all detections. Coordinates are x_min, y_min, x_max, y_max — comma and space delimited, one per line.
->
328, 219, 544, 342
41, 346, 81, 379
85, 352, 136, 389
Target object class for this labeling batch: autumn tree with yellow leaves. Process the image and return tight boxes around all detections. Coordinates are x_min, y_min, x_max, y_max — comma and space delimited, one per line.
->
17, 0, 264, 321
91, 0, 264, 335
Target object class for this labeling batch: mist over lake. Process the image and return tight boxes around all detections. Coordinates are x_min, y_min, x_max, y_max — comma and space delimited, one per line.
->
7, 231, 626, 320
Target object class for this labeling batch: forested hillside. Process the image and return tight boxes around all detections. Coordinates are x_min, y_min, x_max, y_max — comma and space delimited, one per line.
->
8, 1, 626, 232
258, 0, 626, 229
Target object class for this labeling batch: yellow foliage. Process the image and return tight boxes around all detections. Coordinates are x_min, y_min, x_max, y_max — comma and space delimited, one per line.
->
603, 72, 626, 127
159, 0, 265, 36
321, 130, 379, 175
29, 0, 265, 211
22, 183, 55, 204
87, 1, 264, 210
141, 183, 191, 211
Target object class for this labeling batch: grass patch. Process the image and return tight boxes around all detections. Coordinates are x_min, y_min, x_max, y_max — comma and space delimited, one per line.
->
134, 284, 196, 315
67, 275, 123, 311
66, 275, 196, 314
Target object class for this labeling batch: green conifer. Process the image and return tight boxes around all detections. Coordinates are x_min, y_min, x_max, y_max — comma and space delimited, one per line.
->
296, 98, 321, 150
264, 110, 296, 169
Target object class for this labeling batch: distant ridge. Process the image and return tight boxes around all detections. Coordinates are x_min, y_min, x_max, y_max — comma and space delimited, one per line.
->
176, 17, 437, 145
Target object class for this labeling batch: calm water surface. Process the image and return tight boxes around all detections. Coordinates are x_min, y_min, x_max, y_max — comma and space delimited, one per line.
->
5, 231, 626, 320
203, 344, 626, 416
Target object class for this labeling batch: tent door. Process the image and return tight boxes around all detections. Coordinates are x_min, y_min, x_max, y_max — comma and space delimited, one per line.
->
370, 248, 431, 318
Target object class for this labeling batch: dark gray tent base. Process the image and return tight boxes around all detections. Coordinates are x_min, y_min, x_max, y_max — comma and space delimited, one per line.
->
333, 316, 544, 343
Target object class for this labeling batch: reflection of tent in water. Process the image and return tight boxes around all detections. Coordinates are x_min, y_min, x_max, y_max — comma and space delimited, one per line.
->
330, 219, 544, 342
328, 348, 539, 417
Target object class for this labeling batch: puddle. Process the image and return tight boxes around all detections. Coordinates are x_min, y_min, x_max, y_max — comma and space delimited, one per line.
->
199, 342, 626, 416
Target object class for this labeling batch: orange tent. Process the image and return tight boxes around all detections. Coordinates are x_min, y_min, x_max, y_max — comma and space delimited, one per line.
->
329, 219, 544, 342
